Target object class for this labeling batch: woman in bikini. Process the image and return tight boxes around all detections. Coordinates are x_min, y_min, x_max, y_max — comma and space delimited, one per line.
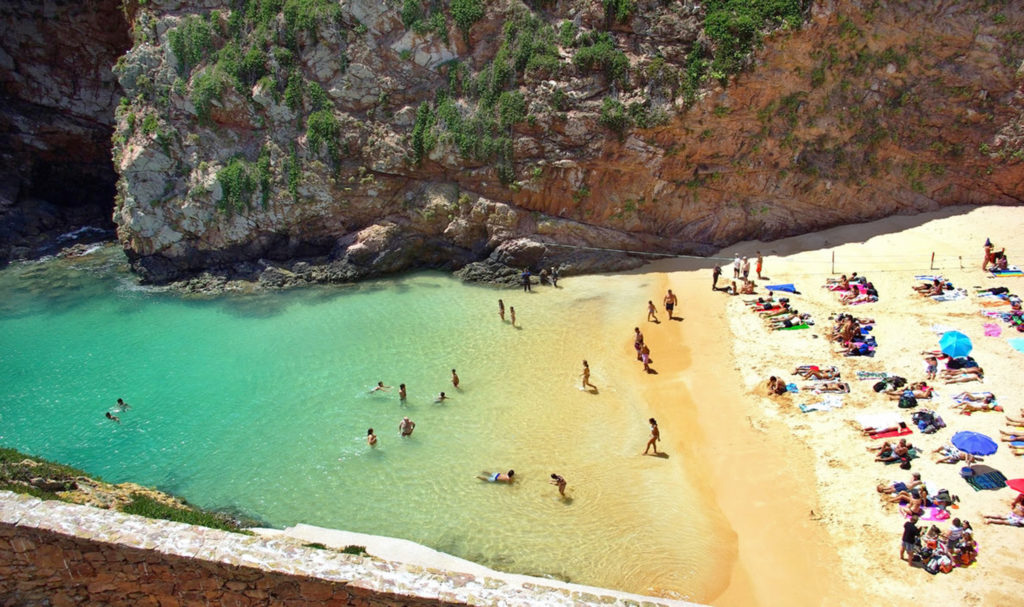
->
643, 418, 660, 455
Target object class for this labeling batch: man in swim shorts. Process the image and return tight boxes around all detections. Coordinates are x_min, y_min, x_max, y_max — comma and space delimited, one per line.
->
478, 470, 514, 483
663, 289, 678, 320
399, 417, 415, 437
550, 473, 567, 496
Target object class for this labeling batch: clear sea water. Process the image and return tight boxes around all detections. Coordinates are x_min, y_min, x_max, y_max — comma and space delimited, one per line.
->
0, 245, 727, 600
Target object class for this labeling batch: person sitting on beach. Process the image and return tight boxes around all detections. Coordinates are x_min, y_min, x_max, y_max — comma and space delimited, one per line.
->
477, 470, 515, 483
914, 279, 944, 296
827, 274, 851, 291
933, 442, 975, 464
794, 366, 840, 380
886, 382, 934, 400
370, 381, 391, 393
105, 411, 120, 424
739, 279, 755, 295
942, 367, 984, 384
899, 490, 926, 518
841, 283, 878, 305
877, 471, 923, 494
982, 501, 1024, 526
924, 356, 938, 381
860, 421, 908, 436
875, 438, 911, 463
767, 376, 789, 396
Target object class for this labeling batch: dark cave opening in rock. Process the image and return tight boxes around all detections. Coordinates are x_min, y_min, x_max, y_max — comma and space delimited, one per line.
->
0, 0, 131, 264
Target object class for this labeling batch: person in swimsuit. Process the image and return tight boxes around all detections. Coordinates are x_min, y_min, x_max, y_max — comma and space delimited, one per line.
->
982, 502, 1024, 526
105, 411, 120, 424
399, 383, 407, 402
370, 381, 391, 393
712, 265, 722, 290
581, 360, 595, 390
510, 306, 516, 326
634, 327, 644, 360
435, 392, 448, 402
643, 418, 660, 454
741, 256, 750, 280
115, 398, 131, 411
641, 344, 652, 373
663, 289, 678, 320
498, 299, 505, 321
451, 369, 460, 389
647, 300, 658, 323
399, 417, 415, 437
756, 251, 763, 280
550, 473, 567, 497
478, 470, 514, 483
367, 428, 378, 447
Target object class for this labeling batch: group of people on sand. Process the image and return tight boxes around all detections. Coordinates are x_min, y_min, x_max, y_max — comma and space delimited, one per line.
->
520, 267, 560, 292
104, 398, 131, 423
983, 238, 1011, 272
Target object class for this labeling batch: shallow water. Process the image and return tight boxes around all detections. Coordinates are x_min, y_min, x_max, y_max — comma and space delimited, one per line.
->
0, 246, 727, 600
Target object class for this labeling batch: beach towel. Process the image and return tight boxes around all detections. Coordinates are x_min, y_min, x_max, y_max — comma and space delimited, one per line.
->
1008, 338, 1024, 354
857, 412, 900, 428
989, 266, 1024, 277
965, 470, 1008, 491
915, 275, 944, 282
1010, 440, 1024, 448
918, 506, 951, 522
766, 284, 798, 293
870, 426, 913, 440
930, 324, 959, 335
857, 371, 888, 381
883, 448, 920, 464
799, 395, 844, 413
779, 323, 811, 331
786, 383, 799, 393
952, 392, 994, 404
932, 289, 968, 302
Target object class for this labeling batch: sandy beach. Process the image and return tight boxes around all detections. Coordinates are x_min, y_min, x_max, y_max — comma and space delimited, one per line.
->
628, 205, 1024, 605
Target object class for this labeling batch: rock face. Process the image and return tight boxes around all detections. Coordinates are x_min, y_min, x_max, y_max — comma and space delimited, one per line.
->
0, 0, 131, 262
5, 1, 1024, 283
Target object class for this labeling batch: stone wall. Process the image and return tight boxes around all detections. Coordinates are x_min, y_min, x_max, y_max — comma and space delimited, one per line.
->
0, 491, 688, 606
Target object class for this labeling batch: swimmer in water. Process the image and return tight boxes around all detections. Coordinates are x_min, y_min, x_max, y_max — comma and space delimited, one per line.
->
435, 392, 448, 403
477, 470, 515, 483
115, 398, 131, 411
399, 383, 407, 402
370, 381, 391, 393
367, 428, 378, 447
106, 411, 120, 424
399, 417, 415, 437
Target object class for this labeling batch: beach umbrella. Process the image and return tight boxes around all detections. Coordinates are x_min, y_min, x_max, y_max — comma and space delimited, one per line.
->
951, 431, 998, 456
939, 331, 973, 358
1008, 479, 1024, 493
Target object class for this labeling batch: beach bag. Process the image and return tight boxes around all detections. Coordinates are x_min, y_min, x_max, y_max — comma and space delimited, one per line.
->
873, 381, 887, 393
898, 391, 918, 409
890, 376, 907, 389
934, 488, 952, 504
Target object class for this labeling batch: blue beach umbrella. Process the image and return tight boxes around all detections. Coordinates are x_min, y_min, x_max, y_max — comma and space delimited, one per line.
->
939, 331, 973, 359
951, 431, 998, 456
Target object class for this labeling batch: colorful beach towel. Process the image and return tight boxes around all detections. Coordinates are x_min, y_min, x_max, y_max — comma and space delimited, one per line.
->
984, 323, 1002, 337
856, 371, 888, 381
799, 395, 844, 413
932, 289, 968, 302
766, 284, 799, 293
779, 323, 811, 331
871, 426, 913, 440
989, 266, 1024, 277
786, 383, 799, 393
965, 470, 1008, 491
1009, 338, 1024, 354
918, 506, 952, 522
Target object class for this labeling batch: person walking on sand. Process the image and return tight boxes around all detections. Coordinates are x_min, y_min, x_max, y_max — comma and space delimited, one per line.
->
399, 383, 407, 402
399, 417, 416, 437
510, 306, 516, 326
641, 344, 652, 373
550, 473, 567, 497
451, 369, 460, 389
581, 360, 595, 390
644, 418, 660, 455
647, 300, 659, 323
634, 327, 644, 360
498, 299, 505, 321
367, 428, 378, 447
733, 254, 741, 279
756, 251, 764, 280
712, 265, 722, 290
663, 289, 678, 320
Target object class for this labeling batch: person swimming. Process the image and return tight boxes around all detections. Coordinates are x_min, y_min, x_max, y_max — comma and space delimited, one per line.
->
105, 411, 120, 423
478, 470, 514, 483
370, 381, 391, 393
115, 398, 131, 411
435, 391, 448, 402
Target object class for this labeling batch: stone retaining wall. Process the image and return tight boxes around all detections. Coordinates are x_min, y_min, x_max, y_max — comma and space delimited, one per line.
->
0, 491, 685, 606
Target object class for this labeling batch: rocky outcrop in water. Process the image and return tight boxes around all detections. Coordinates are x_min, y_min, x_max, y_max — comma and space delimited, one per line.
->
3, 1, 1023, 283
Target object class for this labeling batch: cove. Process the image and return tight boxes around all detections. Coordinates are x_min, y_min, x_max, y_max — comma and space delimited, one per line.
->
0, 245, 729, 601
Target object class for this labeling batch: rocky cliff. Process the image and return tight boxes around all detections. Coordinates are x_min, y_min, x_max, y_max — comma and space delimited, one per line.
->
0, 0, 131, 263
7, 1, 1024, 285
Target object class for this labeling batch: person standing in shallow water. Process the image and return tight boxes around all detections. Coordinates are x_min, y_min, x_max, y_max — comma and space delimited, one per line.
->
399, 383, 407, 402
550, 473, 567, 497
367, 428, 378, 447
399, 417, 415, 437
498, 299, 505, 321
644, 418, 660, 455
451, 369, 460, 389
510, 306, 516, 326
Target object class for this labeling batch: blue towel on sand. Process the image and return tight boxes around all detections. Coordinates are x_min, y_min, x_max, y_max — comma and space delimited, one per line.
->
766, 284, 798, 293
1009, 338, 1024, 354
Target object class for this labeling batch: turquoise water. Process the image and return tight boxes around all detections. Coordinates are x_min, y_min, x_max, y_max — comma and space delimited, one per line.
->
0, 245, 723, 599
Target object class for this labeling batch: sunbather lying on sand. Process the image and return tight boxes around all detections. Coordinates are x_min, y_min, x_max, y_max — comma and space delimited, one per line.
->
860, 421, 908, 436
835, 341, 873, 356
943, 367, 984, 384
886, 382, 934, 400
770, 313, 812, 329
877, 471, 923, 494
887, 485, 926, 506
870, 438, 912, 462
794, 366, 839, 380
953, 395, 1002, 413
913, 278, 943, 294
933, 443, 976, 464
954, 391, 995, 402
802, 381, 849, 393
759, 305, 792, 318
982, 502, 1024, 526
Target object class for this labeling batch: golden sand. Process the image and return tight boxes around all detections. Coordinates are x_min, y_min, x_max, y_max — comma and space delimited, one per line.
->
625, 205, 1024, 605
